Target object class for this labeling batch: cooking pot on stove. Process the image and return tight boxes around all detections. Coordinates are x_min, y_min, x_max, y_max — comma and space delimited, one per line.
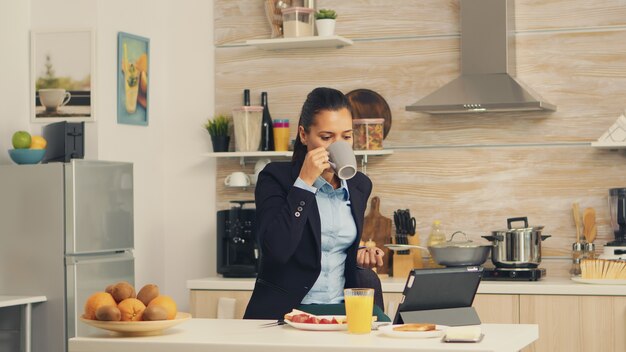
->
482, 217, 550, 268
428, 231, 492, 267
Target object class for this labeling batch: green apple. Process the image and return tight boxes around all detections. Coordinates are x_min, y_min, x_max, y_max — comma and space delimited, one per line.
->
12, 131, 31, 149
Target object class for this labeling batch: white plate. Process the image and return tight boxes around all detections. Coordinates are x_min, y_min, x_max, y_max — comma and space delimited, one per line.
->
571, 277, 626, 285
378, 324, 448, 339
284, 315, 348, 331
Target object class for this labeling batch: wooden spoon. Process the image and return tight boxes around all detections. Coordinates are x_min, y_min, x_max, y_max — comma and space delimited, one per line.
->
589, 224, 597, 244
572, 203, 581, 243
582, 207, 596, 243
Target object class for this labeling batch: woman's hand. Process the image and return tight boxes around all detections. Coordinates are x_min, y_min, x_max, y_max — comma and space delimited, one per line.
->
298, 146, 330, 185
357, 247, 384, 269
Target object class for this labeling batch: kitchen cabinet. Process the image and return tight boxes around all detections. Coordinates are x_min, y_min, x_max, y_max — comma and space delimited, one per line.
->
190, 290, 252, 319
381, 292, 519, 325
188, 277, 626, 352
189, 290, 518, 324
519, 295, 626, 352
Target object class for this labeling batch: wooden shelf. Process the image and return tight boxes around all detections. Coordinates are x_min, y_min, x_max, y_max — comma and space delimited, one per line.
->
205, 149, 393, 158
244, 36, 353, 50
590, 141, 626, 149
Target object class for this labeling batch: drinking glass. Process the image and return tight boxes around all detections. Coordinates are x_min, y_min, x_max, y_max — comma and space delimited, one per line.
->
343, 288, 374, 334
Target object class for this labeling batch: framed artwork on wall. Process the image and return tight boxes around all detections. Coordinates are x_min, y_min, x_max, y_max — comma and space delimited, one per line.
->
117, 32, 149, 126
30, 29, 96, 122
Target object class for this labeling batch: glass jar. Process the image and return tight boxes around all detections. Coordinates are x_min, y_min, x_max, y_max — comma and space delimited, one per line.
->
353, 118, 384, 150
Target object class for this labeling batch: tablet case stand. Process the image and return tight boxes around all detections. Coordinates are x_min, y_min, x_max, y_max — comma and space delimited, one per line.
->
398, 306, 481, 326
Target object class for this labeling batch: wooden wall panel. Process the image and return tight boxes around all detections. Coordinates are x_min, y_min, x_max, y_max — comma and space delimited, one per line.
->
215, 0, 626, 45
216, 146, 626, 258
213, 0, 626, 278
216, 29, 626, 146
214, 0, 458, 45
516, 0, 626, 31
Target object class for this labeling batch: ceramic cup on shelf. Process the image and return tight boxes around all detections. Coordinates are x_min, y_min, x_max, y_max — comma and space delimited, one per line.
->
225, 171, 251, 187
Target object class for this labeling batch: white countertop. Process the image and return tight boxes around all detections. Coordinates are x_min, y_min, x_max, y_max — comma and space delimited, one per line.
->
187, 276, 626, 296
0, 295, 47, 308
69, 319, 538, 352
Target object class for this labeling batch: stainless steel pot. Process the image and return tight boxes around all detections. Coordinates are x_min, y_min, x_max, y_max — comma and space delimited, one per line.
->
482, 217, 551, 268
428, 231, 492, 267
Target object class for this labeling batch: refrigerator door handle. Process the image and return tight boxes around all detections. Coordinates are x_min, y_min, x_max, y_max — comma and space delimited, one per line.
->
65, 251, 134, 265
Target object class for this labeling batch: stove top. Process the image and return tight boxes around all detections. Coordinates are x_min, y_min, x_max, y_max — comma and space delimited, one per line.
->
481, 267, 546, 281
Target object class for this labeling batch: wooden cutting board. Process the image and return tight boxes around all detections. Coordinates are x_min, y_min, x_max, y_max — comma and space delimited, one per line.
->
362, 196, 392, 275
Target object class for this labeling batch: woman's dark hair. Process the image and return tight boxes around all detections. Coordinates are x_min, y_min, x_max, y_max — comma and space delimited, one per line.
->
292, 87, 352, 163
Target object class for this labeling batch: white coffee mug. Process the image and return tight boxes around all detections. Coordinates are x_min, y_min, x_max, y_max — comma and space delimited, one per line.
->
254, 158, 271, 173
327, 140, 357, 180
39, 88, 71, 111
225, 171, 251, 187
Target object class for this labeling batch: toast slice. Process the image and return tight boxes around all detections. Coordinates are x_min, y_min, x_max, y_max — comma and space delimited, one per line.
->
393, 323, 436, 332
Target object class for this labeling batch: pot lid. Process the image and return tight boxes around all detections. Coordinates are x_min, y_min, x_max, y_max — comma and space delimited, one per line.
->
493, 217, 544, 233
430, 231, 490, 248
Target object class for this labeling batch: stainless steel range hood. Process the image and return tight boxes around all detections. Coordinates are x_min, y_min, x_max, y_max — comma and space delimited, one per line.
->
406, 0, 556, 114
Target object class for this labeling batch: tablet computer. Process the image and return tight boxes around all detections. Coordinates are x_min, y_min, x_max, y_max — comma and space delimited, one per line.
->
393, 266, 483, 326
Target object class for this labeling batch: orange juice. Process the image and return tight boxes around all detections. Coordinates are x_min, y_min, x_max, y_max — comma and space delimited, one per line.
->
344, 289, 374, 334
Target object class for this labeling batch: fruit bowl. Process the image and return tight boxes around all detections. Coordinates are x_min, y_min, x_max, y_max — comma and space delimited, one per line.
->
8, 149, 46, 165
80, 312, 191, 336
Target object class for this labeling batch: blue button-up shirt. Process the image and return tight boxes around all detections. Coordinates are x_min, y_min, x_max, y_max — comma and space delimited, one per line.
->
294, 176, 357, 304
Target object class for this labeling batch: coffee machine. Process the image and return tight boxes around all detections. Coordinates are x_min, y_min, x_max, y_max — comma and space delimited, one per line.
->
216, 200, 259, 277
601, 188, 626, 260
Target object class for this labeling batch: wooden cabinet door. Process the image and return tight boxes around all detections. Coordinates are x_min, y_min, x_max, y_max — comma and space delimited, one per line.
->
190, 290, 252, 319
383, 292, 519, 324
520, 295, 626, 352
473, 294, 519, 324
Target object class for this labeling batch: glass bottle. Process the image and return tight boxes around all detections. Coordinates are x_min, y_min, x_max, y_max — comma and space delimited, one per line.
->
260, 92, 275, 151
243, 89, 250, 106
426, 220, 446, 267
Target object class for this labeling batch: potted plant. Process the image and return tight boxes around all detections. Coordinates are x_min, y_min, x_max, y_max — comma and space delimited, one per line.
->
315, 8, 337, 37
204, 114, 231, 152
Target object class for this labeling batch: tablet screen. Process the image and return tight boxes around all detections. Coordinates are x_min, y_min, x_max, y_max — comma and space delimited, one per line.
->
393, 266, 483, 324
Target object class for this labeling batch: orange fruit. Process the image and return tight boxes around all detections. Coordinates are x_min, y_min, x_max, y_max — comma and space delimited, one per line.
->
147, 295, 177, 320
30, 136, 47, 150
118, 298, 146, 321
84, 292, 116, 320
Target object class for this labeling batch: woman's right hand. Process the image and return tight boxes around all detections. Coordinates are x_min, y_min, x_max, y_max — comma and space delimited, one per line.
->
298, 146, 330, 186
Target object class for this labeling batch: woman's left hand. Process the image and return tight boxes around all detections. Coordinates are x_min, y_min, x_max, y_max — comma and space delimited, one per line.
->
357, 246, 384, 269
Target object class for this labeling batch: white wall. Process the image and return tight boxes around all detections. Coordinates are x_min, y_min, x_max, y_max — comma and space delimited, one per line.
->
0, 0, 31, 160
0, 0, 216, 311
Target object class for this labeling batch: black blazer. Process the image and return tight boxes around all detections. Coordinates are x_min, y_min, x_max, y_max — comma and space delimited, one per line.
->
243, 161, 372, 320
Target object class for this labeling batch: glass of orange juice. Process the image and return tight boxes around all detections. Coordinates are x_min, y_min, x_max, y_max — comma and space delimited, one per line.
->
344, 288, 374, 334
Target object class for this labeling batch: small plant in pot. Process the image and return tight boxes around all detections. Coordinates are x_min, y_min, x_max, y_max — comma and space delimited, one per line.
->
204, 114, 231, 152
315, 8, 337, 37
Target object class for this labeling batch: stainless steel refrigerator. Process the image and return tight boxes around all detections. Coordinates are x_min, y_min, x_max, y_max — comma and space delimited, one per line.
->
0, 160, 135, 352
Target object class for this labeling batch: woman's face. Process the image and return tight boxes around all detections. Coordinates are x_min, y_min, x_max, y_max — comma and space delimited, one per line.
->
299, 107, 353, 152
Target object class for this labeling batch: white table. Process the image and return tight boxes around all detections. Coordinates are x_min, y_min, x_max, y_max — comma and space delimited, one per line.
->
0, 295, 47, 352
69, 319, 538, 352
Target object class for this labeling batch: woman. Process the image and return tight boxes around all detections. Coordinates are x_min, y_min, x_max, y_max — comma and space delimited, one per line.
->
243, 87, 386, 320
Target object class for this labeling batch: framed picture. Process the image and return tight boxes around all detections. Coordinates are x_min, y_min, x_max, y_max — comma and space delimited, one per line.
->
117, 32, 149, 126
31, 29, 95, 122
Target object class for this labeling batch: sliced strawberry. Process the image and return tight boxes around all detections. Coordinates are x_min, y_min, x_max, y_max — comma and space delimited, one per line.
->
291, 314, 310, 323
305, 316, 319, 324
330, 317, 339, 324
319, 318, 332, 324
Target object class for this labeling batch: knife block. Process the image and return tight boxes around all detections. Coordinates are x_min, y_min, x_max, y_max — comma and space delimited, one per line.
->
392, 252, 414, 279
407, 231, 424, 269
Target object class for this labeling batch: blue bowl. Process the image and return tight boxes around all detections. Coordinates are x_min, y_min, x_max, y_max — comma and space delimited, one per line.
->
8, 149, 46, 165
